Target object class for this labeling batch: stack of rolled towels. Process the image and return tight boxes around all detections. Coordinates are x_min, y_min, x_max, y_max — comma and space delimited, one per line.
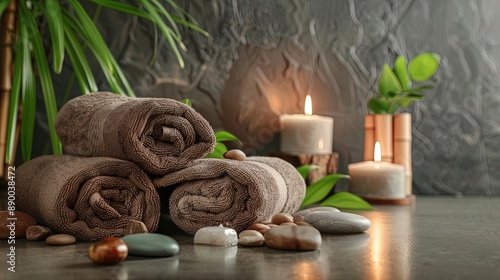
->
16, 92, 305, 241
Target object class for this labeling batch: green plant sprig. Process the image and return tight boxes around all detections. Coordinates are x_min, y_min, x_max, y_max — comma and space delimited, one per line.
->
298, 165, 373, 210
369, 53, 441, 114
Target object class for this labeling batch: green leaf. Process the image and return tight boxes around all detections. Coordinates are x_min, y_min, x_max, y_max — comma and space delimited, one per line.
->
205, 142, 228, 158
393, 56, 411, 90
137, 0, 185, 68
44, 0, 65, 74
182, 98, 192, 107
215, 130, 241, 143
368, 96, 389, 114
378, 64, 402, 98
21, 2, 62, 156
67, 0, 135, 96
400, 84, 436, 94
62, 17, 98, 93
320, 191, 374, 210
408, 53, 441, 82
296, 165, 320, 180
0, 0, 10, 18
301, 174, 350, 207
393, 93, 425, 109
16, 17, 36, 162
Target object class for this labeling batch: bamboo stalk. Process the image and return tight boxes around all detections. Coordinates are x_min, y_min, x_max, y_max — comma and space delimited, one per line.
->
0, 0, 18, 179
363, 114, 375, 161
374, 114, 393, 163
393, 113, 412, 196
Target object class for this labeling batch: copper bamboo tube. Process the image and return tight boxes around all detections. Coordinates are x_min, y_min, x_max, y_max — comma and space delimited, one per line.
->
0, 0, 18, 179
374, 114, 393, 162
393, 113, 412, 196
363, 114, 375, 161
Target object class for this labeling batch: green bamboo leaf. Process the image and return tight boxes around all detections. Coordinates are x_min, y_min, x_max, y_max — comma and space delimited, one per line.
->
393, 93, 425, 108
21, 3, 62, 156
378, 64, 402, 97
5, 21, 25, 163
16, 17, 36, 162
393, 56, 411, 90
320, 191, 374, 210
88, 0, 149, 17
182, 98, 192, 107
368, 96, 389, 114
215, 130, 241, 143
0, 0, 10, 17
67, 0, 135, 96
171, 14, 209, 37
44, 0, 65, 73
296, 165, 320, 180
408, 53, 441, 82
151, 0, 182, 40
301, 174, 350, 207
137, 0, 185, 68
62, 16, 98, 92
205, 142, 228, 158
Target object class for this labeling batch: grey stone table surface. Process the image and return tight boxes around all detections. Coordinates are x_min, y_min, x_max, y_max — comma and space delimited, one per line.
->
1, 196, 500, 280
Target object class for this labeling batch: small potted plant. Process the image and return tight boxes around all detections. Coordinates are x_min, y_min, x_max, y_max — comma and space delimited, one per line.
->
364, 52, 441, 197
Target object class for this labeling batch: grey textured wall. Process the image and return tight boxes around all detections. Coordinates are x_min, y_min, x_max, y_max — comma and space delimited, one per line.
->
59, 0, 500, 195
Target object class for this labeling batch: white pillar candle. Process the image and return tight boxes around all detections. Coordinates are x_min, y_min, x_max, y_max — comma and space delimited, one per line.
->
348, 142, 405, 198
280, 95, 334, 155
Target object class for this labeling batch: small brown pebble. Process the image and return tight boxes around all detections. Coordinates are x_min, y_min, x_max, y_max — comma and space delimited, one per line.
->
238, 236, 266, 247
264, 226, 321, 251
295, 222, 314, 227
245, 223, 270, 234
293, 215, 305, 223
26, 225, 52, 241
271, 213, 294, 225
279, 222, 297, 227
46, 234, 76, 246
223, 149, 246, 161
239, 230, 264, 239
88, 237, 128, 265
260, 220, 272, 225
267, 224, 278, 228
0, 211, 37, 239
125, 220, 148, 235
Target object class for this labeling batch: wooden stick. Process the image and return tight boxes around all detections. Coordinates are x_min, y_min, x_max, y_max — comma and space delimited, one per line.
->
393, 113, 412, 196
0, 0, 18, 179
374, 114, 393, 163
363, 114, 375, 161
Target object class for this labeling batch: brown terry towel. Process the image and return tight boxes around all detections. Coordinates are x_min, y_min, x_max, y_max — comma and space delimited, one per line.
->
16, 155, 160, 241
55, 92, 216, 175
153, 156, 306, 235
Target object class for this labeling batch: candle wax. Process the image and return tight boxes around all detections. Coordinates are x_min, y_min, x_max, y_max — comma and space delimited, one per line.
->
348, 161, 405, 198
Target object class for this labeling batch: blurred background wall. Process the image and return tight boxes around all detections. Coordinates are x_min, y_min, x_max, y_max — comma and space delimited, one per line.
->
45, 0, 500, 195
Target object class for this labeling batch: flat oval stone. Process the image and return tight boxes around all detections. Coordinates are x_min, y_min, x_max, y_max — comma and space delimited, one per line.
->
26, 225, 52, 241
245, 223, 270, 234
304, 212, 371, 234
292, 206, 340, 218
121, 233, 179, 257
271, 213, 294, 225
46, 234, 76, 245
194, 225, 238, 246
223, 149, 246, 161
0, 211, 37, 239
239, 230, 263, 239
238, 235, 265, 247
264, 226, 321, 251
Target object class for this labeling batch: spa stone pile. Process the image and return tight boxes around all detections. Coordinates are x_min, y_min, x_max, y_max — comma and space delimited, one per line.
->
193, 206, 371, 251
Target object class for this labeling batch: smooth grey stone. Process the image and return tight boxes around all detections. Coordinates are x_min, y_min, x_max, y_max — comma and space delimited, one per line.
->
121, 233, 179, 257
304, 212, 371, 234
292, 206, 340, 217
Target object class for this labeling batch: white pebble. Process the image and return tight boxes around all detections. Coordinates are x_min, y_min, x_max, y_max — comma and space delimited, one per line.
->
194, 225, 238, 246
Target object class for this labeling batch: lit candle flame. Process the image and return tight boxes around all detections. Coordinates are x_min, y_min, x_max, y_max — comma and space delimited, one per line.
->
305, 95, 312, 115
374, 141, 381, 169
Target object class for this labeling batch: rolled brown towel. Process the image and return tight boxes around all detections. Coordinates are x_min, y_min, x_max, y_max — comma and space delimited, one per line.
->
153, 156, 306, 235
16, 155, 160, 241
55, 92, 216, 175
